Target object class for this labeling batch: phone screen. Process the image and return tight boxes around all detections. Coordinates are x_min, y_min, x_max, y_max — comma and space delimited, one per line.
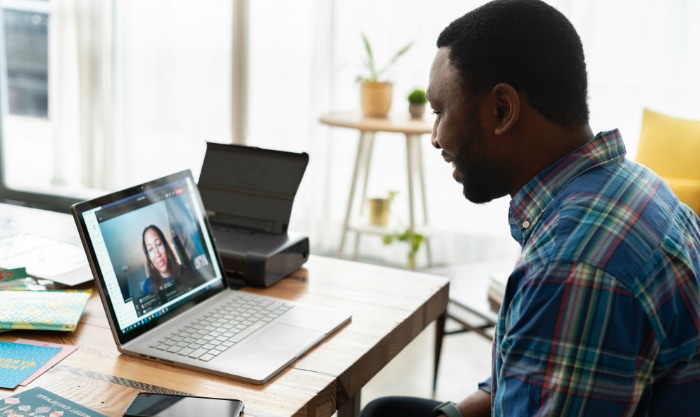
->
123, 393, 244, 417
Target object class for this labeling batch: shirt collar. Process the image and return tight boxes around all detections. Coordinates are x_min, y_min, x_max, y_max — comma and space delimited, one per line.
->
508, 129, 627, 245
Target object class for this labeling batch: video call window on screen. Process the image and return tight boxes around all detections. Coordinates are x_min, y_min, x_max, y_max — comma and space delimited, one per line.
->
96, 184, 214, 317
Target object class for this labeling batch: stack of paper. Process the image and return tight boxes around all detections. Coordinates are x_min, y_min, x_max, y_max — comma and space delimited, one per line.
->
0, 233, 87, 279
0, 289, 91, 332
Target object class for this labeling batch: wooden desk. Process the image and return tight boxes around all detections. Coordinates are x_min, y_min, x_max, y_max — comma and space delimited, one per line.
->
0, 255, 449, 417
319, 113, 434, 268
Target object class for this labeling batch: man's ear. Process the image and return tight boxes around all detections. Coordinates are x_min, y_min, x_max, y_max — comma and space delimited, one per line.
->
491, 83, 519, 135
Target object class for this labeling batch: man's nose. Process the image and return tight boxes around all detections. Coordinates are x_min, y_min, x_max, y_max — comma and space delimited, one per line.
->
430, 129, 440, 149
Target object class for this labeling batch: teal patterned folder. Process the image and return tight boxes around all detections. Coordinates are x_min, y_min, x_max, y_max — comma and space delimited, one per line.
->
0, 289, 91, 332
0, 386, 107, 416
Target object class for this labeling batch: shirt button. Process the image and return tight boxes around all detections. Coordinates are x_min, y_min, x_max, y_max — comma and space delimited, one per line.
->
522, 220, 530, 229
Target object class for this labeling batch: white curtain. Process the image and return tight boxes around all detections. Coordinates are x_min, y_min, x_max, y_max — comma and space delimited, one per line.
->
246, 0, 700, 268
49, 0, 114, 191
111, 1, 233, 187
561, 0, 700, 157
50, 0, 234, 192
42, 0, 700, 268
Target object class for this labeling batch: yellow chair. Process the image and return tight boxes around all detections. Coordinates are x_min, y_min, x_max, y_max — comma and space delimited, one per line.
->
635, 108, 700, 216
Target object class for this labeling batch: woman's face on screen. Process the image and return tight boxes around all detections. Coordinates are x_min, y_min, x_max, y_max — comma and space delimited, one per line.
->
144, 228, 171, 276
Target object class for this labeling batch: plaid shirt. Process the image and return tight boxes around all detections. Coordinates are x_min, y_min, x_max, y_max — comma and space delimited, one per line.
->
481, 130, 700, 416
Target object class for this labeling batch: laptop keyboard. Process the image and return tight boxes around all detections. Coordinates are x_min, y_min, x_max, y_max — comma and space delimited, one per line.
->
150, 293, 294, 362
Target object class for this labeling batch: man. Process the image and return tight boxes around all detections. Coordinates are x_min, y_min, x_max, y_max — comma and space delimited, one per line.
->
360, 0, 700, 416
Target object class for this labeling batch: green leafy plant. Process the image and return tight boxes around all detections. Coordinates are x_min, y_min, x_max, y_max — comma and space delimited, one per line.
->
378, 190, 424, 268
383, 228, 425, 269
359, 33, 414, 83
407, 88, 427, 104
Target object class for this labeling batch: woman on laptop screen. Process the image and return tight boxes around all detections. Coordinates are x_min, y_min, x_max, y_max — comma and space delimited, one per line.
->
141, 224, 190, 295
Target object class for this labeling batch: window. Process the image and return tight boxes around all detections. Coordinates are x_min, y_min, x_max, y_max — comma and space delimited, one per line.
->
3, 5, 47, 118
0, 0, 75, 211
1, 1, 233, 212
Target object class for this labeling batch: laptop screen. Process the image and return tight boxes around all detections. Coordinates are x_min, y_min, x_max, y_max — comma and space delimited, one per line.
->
73, 170, 226, 340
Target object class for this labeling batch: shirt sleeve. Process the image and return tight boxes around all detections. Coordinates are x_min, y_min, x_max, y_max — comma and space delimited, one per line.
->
478, 376, 492, 395
493, 262, 658, 416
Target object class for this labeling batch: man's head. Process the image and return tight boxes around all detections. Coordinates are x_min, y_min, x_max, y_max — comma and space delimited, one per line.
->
437, 0, 589, 129
427, 0, 590, 203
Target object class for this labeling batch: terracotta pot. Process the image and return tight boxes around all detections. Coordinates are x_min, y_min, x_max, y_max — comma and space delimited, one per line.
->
409, 103, 426, 119
361, 81, 393, 118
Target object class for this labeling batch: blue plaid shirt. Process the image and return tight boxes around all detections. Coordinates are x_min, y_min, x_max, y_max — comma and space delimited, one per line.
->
481, 130, 700, 416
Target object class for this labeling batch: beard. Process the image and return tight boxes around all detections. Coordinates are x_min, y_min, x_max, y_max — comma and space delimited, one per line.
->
453, 119, 508, 204
455, 148, 495, 204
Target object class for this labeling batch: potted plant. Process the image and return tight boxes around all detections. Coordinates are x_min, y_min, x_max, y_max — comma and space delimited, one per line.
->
358, 33, 413, 118
407, 88, 427, 119
383, 227, 425, 270
368, 190, 398, 226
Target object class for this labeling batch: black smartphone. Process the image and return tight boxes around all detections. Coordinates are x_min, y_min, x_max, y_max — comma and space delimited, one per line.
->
123, 393, 244, 417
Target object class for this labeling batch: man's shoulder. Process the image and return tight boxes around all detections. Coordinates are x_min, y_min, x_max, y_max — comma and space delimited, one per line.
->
555, 157, 669, 227
537, 158, 697, 285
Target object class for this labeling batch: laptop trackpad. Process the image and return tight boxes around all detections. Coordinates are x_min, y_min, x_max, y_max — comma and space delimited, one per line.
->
253, 323, 319, 352
221, 323, 321, 382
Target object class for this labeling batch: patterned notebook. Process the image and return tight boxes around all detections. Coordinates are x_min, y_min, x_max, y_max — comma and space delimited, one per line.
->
0, 386, 106, 416
0, 289, 91, 332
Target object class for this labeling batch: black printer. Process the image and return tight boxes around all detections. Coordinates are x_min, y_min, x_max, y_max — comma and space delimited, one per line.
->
198, 142, 310, 287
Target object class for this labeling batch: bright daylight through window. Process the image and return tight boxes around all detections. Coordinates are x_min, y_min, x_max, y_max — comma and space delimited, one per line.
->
1, 1, 233, 212
0, 1, 70, 210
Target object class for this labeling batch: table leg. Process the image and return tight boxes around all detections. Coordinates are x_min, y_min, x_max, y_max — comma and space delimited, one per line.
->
358, 132, 375, 217
338, 393, 362, 417
405, 134, 432, 268
405, 135, 417, 234
413, 136, 433, 266
353, 132, 375, 260
338, 131, 373, 259
352, 232, 361, 261
433, 311, 447, 395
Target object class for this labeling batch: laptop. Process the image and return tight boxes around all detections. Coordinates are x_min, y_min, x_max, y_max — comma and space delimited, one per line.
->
71, 169, 351, 384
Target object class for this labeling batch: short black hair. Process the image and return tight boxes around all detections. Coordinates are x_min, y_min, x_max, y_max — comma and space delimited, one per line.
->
437, 0, 589, 129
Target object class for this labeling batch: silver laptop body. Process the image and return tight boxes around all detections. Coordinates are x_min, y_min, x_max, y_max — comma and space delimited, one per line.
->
71, 170, 350, 384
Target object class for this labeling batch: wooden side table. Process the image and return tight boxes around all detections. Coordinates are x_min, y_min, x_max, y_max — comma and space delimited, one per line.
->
319, 112, 434, 268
